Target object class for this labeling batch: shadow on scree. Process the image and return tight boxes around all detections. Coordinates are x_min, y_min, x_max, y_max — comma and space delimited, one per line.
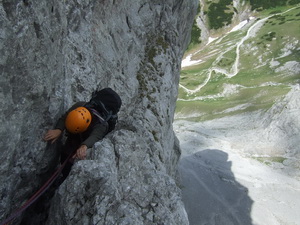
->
178, 149, 253, 225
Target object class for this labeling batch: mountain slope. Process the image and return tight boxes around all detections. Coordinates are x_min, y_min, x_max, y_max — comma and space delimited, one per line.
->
175, 5, 300, 225
176, 5, 300, 121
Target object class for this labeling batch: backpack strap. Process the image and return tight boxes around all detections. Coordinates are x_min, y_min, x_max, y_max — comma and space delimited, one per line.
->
88, 108, 109, 133
89, 108, 106, 123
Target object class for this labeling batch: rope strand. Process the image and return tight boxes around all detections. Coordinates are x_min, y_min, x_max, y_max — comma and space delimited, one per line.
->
0, 151, 75, 225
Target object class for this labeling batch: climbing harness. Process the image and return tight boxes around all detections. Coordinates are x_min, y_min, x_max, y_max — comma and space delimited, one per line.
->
0, 151, 75, 225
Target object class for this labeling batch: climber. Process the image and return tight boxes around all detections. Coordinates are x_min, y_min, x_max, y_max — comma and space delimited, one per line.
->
43, 88, 122, 180
0, 89, 121, 225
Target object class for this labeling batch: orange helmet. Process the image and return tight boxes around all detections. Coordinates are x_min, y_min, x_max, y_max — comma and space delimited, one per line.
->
65, 107, 92, 134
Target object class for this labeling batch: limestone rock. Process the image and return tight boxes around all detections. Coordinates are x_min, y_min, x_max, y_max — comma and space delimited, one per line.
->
0, 0, 198, 224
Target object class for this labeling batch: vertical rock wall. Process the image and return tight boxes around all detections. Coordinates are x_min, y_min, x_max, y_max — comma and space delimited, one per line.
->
0, 0, 198, 224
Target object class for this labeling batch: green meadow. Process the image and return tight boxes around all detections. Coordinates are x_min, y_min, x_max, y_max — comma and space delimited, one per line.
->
176, 5, 300, 121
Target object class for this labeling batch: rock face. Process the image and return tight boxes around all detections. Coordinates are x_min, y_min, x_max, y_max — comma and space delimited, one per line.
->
0, 0, 198, 224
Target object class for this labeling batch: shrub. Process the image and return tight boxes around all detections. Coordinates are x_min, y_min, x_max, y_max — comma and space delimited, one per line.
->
247, 0, 296, 10
207, 0, 234, 30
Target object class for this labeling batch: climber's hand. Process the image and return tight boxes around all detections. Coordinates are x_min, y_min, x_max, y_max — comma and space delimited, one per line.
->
73, 145, 88, 160
43, 129, 62, 144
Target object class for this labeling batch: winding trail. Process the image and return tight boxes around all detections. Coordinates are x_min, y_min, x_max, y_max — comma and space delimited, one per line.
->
180, 6, 298, 95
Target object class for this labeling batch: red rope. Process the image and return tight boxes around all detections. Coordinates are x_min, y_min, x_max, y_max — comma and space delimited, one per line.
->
0, 152, 75, 225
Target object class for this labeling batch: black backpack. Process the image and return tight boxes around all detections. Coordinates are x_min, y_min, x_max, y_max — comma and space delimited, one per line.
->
86, 88, 122, 134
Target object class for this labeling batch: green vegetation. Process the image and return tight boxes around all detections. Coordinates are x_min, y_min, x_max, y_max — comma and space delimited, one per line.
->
177, 83, 289, 121
180, 71, 207, 91
248, 0, 288, 10
187, 5, 202, 50
252, 156, 287, 166
176, 5, 300, 121
290, 0, 300, 4
147, 36, 169, 61
199, 0, 300, 31
241, 8, 300, 68
137, 34, 171, 98
187, 20, 202, 50
260, 31, 276, 41
216, 49, 236, 68
205, 0, 235, 30
247, 0, 300, 11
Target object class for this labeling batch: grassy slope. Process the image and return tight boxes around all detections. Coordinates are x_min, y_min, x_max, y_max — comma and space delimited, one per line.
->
176, 5, 300, 121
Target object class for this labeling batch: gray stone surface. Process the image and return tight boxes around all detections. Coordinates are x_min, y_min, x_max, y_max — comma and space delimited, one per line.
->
0, 0, 198, 224
179, 150, 253, 225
